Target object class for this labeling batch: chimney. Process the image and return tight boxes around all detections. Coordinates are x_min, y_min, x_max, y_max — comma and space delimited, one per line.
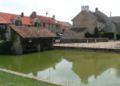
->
30, 11, 37, 19
21, 12, 24, 17
81, 5, 89, 12
95, 8, 98, 12
52, 15, 55, 20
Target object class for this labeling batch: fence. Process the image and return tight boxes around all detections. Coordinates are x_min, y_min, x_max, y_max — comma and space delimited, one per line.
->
55, 38, 108, 43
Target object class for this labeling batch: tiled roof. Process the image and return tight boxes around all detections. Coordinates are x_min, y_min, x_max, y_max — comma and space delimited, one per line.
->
58, 21, 71, 27
10, 25, 56, 38
0, 12, 16, 24
0, 12, 31, 25
94, 11, 110, 23
22, 16, 31, 25
0, 16, 8, 24
57, 21, 72, 30
0, 12, 70, 30
110, 17, 120, 23
38, 16, 57, 24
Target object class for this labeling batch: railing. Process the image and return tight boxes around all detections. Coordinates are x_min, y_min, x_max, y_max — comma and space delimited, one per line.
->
55, 38, 108, 43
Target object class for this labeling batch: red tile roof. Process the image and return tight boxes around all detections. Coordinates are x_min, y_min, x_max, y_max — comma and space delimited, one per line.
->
38, 16, 57, 24
0, 12, 70, 29
10, 25, 56, 38
22, 16, 31, 25
0, 12, 16, 24
0, 16, 8, 24
0, 12, 31, 25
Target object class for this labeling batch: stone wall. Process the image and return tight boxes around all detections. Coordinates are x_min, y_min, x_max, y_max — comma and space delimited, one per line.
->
5, 26, 11, 41
72, 11, 97, 34
11, 35, 23, 54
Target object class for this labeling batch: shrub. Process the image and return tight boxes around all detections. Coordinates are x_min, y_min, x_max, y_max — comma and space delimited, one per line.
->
85, 32, 92, 37
102, 32, 114, 39
0, 41, 12, 54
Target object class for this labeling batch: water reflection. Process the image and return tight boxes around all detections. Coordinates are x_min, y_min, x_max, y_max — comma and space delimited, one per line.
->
82, 68, 120, 86
28, 58, 120, 86
0, 50, 120, 86
36, 59, 80, 86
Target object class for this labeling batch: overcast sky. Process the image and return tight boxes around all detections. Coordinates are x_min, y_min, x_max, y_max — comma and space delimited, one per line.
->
0, 0, 120, 23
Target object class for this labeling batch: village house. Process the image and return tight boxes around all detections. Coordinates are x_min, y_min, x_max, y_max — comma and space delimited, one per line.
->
10, 25, 56, 54
110, 16, 120, 34
71, 6, 116, 39
0, 12, 71, 54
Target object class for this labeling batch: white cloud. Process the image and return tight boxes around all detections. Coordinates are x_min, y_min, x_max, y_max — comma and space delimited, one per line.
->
0, 0, 120, 22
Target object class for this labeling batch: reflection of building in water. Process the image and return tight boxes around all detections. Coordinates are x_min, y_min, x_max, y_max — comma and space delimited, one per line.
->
30, 58, 120, 86
1, 51, 120, 86
70, 55, 120, 84
83, 68, 119, 86
37, 59, 80, 86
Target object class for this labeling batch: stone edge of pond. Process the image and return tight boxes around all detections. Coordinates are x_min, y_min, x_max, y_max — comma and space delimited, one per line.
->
54, 46, 120, 54
0, 68, 61, 86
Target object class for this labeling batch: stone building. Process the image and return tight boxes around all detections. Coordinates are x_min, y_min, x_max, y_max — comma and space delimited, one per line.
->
0, 12, 66, 54
72, 6, 116, 38
30, 11, 71, 34
10, 25, 56, 54
110, 16, 120, 34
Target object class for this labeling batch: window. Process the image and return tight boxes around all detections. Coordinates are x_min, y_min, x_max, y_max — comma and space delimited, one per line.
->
0, 25, 7, 40
0, 25, 6, 29
15, 20, 22, 26
34, 22, 41, 27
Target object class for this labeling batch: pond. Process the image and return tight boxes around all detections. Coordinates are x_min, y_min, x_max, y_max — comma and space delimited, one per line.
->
0, 50, 120, 86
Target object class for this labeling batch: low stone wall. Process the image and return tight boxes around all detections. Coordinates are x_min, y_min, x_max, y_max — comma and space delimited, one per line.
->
56, 38, 108, 43
54, 46, 120, 53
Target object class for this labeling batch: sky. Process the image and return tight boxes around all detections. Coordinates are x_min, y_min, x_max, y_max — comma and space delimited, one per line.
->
0, 0, 120, 23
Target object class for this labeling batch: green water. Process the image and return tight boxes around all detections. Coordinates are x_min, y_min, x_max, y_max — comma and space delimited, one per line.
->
0, 50, 120, 86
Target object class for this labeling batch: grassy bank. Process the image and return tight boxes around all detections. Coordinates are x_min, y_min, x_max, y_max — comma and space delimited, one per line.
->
0, 71, 59, 86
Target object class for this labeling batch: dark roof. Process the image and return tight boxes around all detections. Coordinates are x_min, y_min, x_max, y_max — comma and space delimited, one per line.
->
57, 21, 72, 30
94, 10, 111, 23
10, 25, 56, 38
72, 10, 111, 24
110, 17, 120, 23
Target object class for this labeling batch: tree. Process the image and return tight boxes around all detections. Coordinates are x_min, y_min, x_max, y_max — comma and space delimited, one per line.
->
94, 27, 99, 37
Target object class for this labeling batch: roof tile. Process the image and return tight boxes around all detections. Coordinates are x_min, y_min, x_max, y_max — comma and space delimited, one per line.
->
0, 12, 31, 25
10, 25, 56, 38
38, 16, 57, 24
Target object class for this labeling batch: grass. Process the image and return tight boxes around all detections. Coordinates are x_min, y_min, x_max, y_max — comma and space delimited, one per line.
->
0, 71, 59, 86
